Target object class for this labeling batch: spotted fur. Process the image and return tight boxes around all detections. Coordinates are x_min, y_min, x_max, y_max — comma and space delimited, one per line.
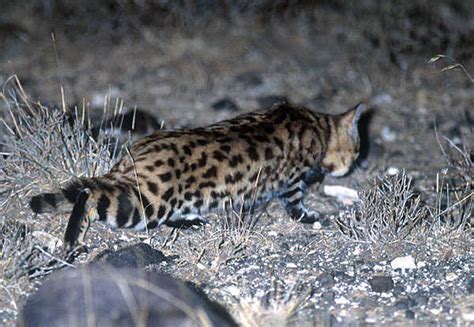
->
30, 103, 364, 250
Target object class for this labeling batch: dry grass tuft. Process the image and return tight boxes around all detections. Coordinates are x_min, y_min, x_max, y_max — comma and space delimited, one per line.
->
233, 282, 312, 327
162, 203, 266, 276
337, 132, 472, 246
0, 77, 133, 312
337, 171, 429, 244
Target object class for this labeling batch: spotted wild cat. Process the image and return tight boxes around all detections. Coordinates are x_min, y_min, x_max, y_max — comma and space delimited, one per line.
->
30, 103, 364, 251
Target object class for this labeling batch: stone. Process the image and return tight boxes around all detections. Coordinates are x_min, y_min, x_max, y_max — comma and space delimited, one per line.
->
321, 291, 335, 302
405, 310, 415, 320
212, 97, 240, 112
369, 276, 394, 292
20, 265, 237, 327
467, 278, 474, 294
317, 273, 335, 288
390, 255, 417, 270
92, 243, 168, 269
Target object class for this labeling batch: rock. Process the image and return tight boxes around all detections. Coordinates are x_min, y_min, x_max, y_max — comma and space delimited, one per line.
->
414, 294, 429, 307
323, 185, 360, 205
212, 97, 240, 112
405, 310, 415, 320
20, 265, 237, 327
321, 291, 335, 302
393, 285, 405, 294
92, 243, 168, 269
381, 126, 396, 142
445, 272, 458, 281
386, 167, 400, 176
235, 71, 263, 87
257, 95, 288, 108
467, 278, 474, 294
369, 276, 394, 292
333, 271, 354, 283
390, 255, 417, 270
394, 299, 409, 310
317, 272, 335, 288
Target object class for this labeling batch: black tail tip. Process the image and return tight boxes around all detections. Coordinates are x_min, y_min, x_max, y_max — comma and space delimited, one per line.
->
29, 195, 43, 213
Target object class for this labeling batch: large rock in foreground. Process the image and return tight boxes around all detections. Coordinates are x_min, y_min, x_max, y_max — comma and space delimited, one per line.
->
20, 265, 237, 327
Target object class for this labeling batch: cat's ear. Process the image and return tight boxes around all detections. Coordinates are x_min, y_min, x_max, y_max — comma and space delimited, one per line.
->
338, 103, 365, 138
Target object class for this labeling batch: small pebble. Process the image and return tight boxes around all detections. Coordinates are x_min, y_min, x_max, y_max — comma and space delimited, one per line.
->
381, 126, 397, 142
405, 310, 415, 320
386, 167, 400, 176
369, 276, 394, 292
445, 272, 458, 281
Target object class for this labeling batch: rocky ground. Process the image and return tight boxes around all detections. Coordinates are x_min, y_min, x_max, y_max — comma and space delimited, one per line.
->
0, 1, 473, 325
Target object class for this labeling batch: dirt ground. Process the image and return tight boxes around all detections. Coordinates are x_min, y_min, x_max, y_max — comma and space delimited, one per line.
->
0, 1, 473, 325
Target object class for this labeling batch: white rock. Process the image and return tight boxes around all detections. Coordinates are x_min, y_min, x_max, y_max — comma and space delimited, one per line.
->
430, 307, 443, 315
391, 255, 417, 270
335, 297, 349, 305
381, 126, 397, 142
225, 286, 241, 297
323, 185, 360, 205
286, 263, 297, 268
416, 261, 427, 269
462, 311, 474, 322
445, 272, 458, 281
312, 221, 322, 230
386, 167, 400, 176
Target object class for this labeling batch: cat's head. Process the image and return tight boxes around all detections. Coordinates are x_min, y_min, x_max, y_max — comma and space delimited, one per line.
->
322, 103, 365, 177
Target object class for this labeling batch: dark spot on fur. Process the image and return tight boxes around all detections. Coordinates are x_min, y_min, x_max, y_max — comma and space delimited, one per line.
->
97, 194, 111, 221
162, 187, 174, 202
213, 150, 227, 162
198, 181, 216, 189
159, 172, 172, 182
167, 158, 175, 167
273, 137, 284, 150
229, 154, 244, 167
154, 160, 164, 167
147, 181, 158, 195
197, 139, 208, 146
117, 191, 133, 227
145, 165, 155, 172
157, 205, 166, 219
183, 145, 192, 155
224, 171, 243, 184
147, 220, 158, 229
247, 147, 259, 161
194, 199, 203, 208
198, 153, 208, 167
265, 148, 274, 160
202, 166, 217, 178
